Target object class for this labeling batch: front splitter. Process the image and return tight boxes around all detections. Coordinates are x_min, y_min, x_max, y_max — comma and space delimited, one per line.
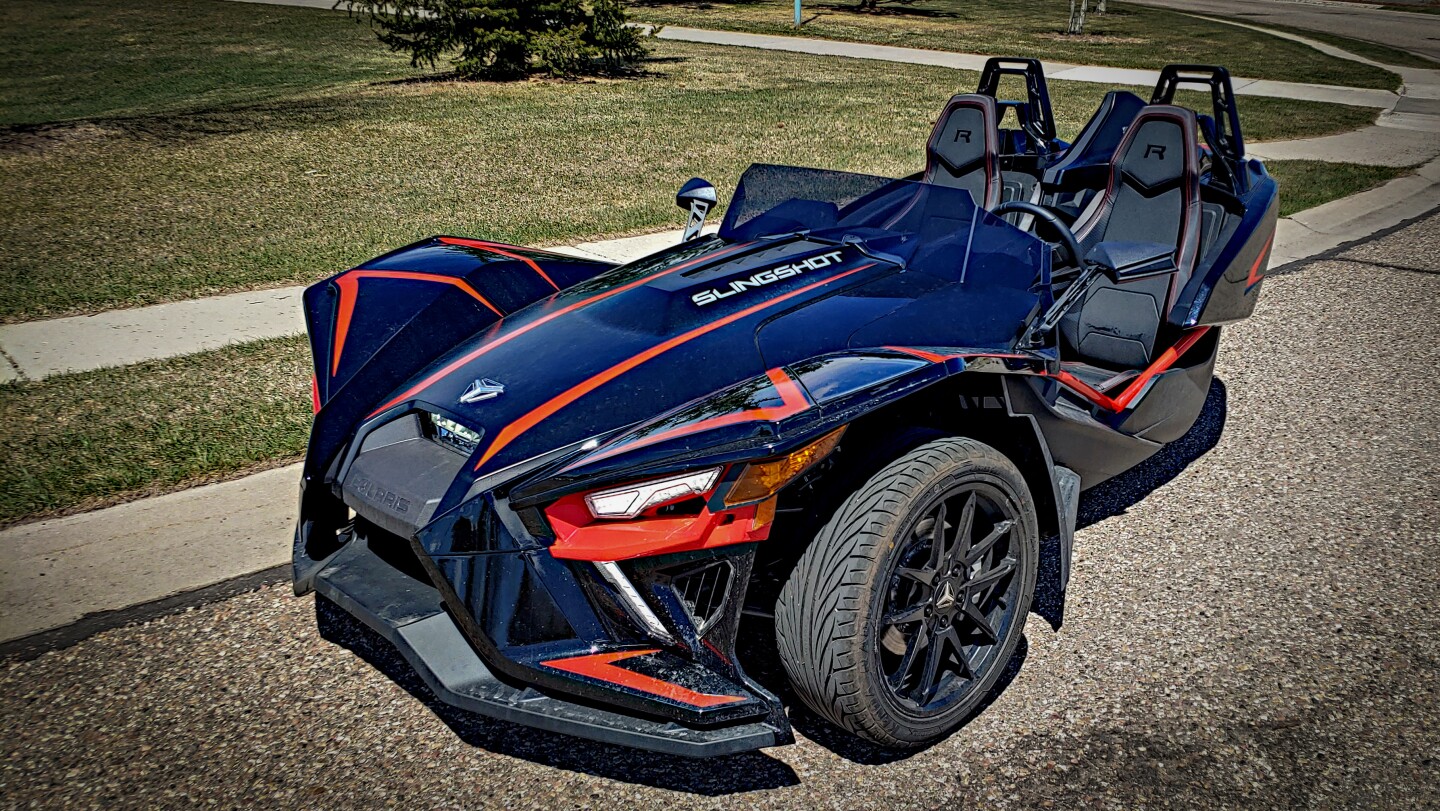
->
308, 535, 785, 757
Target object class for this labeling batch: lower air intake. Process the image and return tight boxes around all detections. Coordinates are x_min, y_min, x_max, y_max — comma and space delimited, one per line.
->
669, 560, 733, 635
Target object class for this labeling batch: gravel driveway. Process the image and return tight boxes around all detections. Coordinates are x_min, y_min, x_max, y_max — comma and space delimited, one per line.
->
3, 215, 1438, 810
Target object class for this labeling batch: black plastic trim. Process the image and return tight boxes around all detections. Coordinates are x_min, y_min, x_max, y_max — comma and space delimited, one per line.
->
311, 536, 786, 757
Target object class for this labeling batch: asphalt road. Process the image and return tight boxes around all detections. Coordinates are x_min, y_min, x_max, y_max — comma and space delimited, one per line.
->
1127, 0, 1440, 61
3, 215, 1439, 809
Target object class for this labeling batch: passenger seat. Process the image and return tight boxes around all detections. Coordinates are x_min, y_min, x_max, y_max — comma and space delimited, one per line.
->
924, 94, 1002, 210
1060, 105, 1203, 375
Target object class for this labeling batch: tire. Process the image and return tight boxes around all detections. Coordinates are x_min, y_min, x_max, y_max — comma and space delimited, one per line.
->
775, 436, 1039, 748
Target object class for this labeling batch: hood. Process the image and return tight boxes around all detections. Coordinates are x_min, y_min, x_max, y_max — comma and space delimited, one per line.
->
371, 237, 895, 480
337, 166, 1052, 537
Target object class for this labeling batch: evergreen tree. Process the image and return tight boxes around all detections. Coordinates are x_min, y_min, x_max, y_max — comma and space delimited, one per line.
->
341, 0, 651, 79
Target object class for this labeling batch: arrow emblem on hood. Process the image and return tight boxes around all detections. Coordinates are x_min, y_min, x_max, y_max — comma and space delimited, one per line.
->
459, 378, 505, 404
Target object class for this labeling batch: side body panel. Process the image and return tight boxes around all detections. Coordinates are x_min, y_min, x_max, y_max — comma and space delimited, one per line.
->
1172, 162, 1279, 327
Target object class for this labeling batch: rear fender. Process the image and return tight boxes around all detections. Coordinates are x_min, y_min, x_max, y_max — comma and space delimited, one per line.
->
1171, 165, 1279, 327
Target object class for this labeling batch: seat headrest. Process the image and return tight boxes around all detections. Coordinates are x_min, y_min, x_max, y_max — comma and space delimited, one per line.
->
1042, 90, 1146, 186
1112, 105, 1199, 193
924, 94, 1001, 209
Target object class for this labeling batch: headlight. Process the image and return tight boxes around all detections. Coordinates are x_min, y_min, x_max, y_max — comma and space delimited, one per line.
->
426, 412, 483, 455
585, 467, 722, 519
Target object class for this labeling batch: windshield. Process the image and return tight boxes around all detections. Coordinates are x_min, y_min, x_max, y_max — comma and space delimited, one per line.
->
721, 163, 1047, 290
721, 164, 978, 241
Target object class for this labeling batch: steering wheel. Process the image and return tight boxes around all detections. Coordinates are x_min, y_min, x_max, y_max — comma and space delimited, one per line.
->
991, 200, 1084, 275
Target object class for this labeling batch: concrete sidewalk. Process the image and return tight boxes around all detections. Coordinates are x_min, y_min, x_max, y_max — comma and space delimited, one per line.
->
0, 465, 301, 643
652, 26, 1401, 110
0, 227, 700, 382
1129, 0, 1440, 62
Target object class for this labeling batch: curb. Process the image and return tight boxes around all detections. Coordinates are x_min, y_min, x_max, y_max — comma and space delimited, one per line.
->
0, 565, 289, 662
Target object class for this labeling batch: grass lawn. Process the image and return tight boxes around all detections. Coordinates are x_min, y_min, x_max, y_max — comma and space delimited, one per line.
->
1266, 160, 1411, 217
0, 0, 423, 126
0, 154, 1413, 524
631, 0, 1403, 89
0, 337, 311, 526
0, 2, 1380, 323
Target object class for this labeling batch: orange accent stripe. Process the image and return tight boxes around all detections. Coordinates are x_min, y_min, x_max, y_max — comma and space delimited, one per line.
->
578, 368, 812, 466
331, 270, 503, 377
886, 328, 1211, 414
884, 345, 962, 363
368, 242, 756, 417
474, 263, 876, 471
1052, 369, 1124, 413
1048, 326, 1212, 413
1110, 326, 1211, 409
311, 375, 321, 414
1245, 232, 1274, 290
440, 236, 560, 291
540, 649, 746, 708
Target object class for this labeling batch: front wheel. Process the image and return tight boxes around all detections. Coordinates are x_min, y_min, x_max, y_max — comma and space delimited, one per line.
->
775, 437, 1039, 748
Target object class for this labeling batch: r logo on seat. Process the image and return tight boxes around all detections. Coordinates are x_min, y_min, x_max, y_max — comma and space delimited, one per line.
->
1143, 144, 1167, 160
953, 129, 972, 143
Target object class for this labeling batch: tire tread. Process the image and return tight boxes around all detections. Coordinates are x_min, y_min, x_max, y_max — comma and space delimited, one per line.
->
775, 437, 1037, 747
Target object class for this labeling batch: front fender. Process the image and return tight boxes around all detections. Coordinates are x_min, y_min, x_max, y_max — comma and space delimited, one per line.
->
304, 236, 615, 479
507, 347, 1079, 589
508, 348, 999, 507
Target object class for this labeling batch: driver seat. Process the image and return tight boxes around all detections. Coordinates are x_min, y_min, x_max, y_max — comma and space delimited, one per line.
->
924, 94, 1002, 210
1060, 105, 1202, 379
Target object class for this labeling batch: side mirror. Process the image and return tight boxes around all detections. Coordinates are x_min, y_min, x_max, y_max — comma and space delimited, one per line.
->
1085, 241, 1178, 282
676, 177, 717, 242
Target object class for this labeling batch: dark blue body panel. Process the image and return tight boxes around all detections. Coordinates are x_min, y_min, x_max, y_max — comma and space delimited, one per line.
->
295, 131, 1277, 755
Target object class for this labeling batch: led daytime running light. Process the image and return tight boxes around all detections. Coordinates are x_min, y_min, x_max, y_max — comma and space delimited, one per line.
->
585, 467, 722, 519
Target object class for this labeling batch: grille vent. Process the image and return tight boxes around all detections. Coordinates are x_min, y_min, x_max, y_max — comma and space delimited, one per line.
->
671, 560, 733, 635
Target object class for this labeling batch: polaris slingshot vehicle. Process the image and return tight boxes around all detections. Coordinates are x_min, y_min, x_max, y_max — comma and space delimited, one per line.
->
294, 61, 1276, 755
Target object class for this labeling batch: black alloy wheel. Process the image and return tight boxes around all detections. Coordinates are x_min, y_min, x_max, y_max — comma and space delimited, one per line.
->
776, 437, 1038, 748
878, 483, 1022, 713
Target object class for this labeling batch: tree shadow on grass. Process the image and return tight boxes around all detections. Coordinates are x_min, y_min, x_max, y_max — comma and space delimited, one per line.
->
631, 0, 772, 7
316, 597, 801, 795
0, 60, 672, 153
0, 93, 396, 152
847, 4, 963, 20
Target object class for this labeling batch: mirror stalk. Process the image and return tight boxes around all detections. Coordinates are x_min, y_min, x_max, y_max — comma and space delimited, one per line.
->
675, 178, 718, 242
682, 199, 711, 242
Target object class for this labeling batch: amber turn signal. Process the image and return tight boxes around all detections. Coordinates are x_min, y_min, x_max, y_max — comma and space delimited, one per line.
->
724, 426, 846, 506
